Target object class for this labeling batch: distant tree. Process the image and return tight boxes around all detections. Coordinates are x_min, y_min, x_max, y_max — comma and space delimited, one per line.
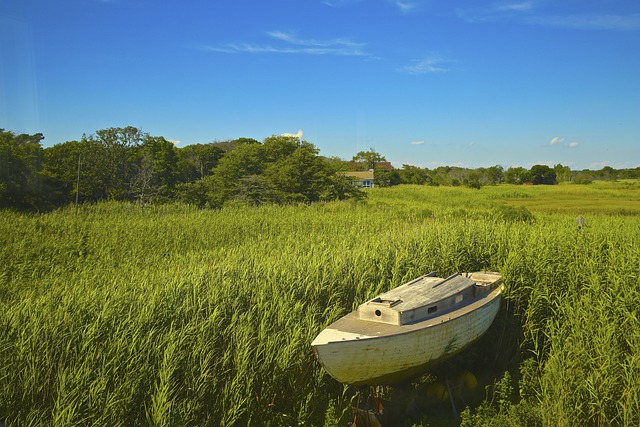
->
262, 135, 301, 163
529, 164, 557, 185
464, 170, 482, 189
375, 169, 401, 187
504, 167, 530, 184
175, 179, 209, 207
553, 164, 571, 183
178, 143, 227, 180
398, 165, 430, 185
142, 136, 179, 189
262, 141, 325, 203
130, 136, 180, 203
82, 126, 146, 200
208, 137, 260, 153
619, 167, 640, 179
41, 140, 83, 205
598, 166, 617, 181
572, 174, 593, 185
178, 136, 364, 207
485, 165, 504, 185
322, 156, 350, 172
198, 141, 267, 207
0, 129, 46, 209
351, 148, 386, 170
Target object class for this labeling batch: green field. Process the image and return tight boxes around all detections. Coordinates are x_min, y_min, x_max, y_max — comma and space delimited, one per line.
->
1, 182, 639, 426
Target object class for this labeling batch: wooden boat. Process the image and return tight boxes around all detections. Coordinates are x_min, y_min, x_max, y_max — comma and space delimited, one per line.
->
311, 271, 504, 385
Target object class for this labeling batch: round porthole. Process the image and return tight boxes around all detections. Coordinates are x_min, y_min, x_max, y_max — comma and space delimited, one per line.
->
375, 310, 382, 317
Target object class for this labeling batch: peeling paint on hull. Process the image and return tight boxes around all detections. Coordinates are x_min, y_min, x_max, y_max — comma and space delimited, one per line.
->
312, 283, 504, 385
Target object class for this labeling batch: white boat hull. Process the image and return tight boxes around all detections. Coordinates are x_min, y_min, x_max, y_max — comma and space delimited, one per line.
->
312, 284, 504, 385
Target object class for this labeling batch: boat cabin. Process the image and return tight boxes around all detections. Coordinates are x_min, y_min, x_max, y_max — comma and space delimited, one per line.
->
358, 272, 499, 326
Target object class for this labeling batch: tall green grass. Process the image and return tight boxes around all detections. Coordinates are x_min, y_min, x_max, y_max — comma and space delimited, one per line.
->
1, 183, 639, 426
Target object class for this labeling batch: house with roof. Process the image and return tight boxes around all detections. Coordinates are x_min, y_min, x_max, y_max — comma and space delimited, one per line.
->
343, 169, 375, 188
341, 161, 392, 188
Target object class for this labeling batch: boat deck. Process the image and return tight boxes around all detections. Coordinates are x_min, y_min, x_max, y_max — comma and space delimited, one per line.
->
373, 274, 475, 311
312, 283, 504, 345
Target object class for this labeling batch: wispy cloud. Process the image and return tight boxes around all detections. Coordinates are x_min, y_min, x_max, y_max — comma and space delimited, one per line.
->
548, 137, 579, 148
457, 2, 535, 23
394, 1, 417, 14
527, 14, 640, 31
495, 2, 534, 12
323, 0, 418, 13
459, 2, 640, 31
323, 0, 363, 7
202, 31, 369, 57
411, 140, 425, 145
398, 55, 453, 74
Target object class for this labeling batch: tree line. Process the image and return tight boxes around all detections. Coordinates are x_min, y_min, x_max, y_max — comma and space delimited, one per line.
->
2, 128, 638, 211
0, 127, 362, 211
354, 148, 640, 188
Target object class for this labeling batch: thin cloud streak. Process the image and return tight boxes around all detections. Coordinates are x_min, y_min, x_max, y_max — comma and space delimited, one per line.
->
202, 31, 370, 57
398, 55, 453, 74
458, 3, 640, 31
527, 14, 640, 31
323, 0, 419, 13
457, 2, 534, 23
495, 2, 534, 12
394, 1, 417, 13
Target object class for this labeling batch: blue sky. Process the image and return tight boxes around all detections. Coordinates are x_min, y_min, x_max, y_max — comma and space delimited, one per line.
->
1, 0, 639, 170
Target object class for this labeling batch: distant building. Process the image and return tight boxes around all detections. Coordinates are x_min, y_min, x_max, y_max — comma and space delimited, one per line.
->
347, 161, 393, 172
373, 161, 393, 171
342, 169, 375, 188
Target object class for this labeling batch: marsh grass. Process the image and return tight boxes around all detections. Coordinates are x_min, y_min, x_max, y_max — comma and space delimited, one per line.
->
1, 183, 639, 426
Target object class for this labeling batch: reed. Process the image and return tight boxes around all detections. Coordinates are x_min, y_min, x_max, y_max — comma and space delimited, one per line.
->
1, 183, 638, 426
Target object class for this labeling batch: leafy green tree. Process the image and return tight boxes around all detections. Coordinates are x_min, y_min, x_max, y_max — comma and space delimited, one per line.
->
207, 137, 260, 153
485, 165, 504, 185
529, 164, 557, 185
554, 164, 571, 183
398, 165, 430, 185
175, 179, 210, 207
351, 148, 386, 170
232, 174, 274, 206
464, 170, 482, 189
0, 129, 46, 209
178, 136, 364, 208
130, 136, 180, 203
201, 142, 267, 206
178, 143, 226, 180
83, 126, 146, 200
504, 167, 530, 184
41, 140, 83, 206
597, 166, 617, 181
262, 141, 325, 203
43, 138, 115, 204
431, 166, 452, 186
374, 169, 401, 187
262, 135, 302, 163
572, 173, 593, 184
